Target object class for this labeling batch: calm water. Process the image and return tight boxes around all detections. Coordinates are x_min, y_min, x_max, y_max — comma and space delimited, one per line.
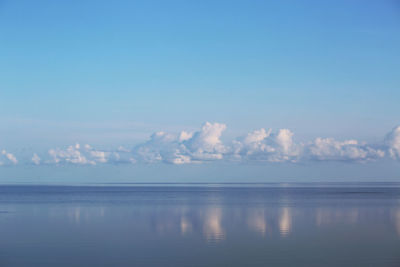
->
0, 184, 400, 266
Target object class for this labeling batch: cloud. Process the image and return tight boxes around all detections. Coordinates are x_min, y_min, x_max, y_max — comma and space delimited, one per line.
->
132, 122, 227, 164
231, 128, 301, 162
306, 138, 385, 162
183, 122, 227, 160
44, 143, 120, 165
32, 153, 41, 165
1, 150, 18, 165
15, 122, 400, 166
386, 126, 400, 160
133, 131, 181, 164
47, 144, 94, 165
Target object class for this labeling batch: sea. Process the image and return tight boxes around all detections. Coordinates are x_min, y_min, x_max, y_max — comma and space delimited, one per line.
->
0, 183, 399, 266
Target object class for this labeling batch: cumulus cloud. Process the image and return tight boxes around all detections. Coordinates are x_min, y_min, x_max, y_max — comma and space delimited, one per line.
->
44, 143, 121, 165
231, 128, 301, 162
386, 126, 400, 160
11, 122, 400, 166
133, 131, 181, 164
306, 138, 385, 162
47, 144, 94, 165
183, 122, 227, 160
132, 122, 227, 164
0, 150, 18, 165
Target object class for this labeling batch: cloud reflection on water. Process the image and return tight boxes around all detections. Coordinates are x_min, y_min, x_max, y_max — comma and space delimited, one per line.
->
279, 207, 292, 236
56, 204, 400, 241
202, 207, 225, 242
247, 209, 268, 236
18, 187, 399, 244
180, 216, 193, 235
1, 187, 400, 266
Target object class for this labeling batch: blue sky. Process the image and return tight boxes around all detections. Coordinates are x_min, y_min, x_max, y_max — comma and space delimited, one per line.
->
0, 0, 399, 182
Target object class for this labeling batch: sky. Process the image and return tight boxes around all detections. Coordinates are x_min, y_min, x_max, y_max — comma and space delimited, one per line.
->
0, 0, 399, 183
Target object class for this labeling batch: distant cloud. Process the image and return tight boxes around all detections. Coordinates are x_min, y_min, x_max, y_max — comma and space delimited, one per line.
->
1, 150, 18, 165
132, 122, 227, 164
47, 144, 94, 165
306, 138, 385, 162
386, 126, 400, 160
183, 122, 227, 161
45, 143, 120, 165
32, 153, 41, 165
231, 128, 301, 162
6, 122, 400, 166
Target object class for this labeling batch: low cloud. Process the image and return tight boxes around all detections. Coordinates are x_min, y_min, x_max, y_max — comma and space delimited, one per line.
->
132, 122, 227, 164
231, 128, 301, 162
44, 143, 121, 165
386, 126, 400, 160
32, 153, 41, 165
10, 122, 400, 166
0, 150, 18, 165
306, 138, 385, 162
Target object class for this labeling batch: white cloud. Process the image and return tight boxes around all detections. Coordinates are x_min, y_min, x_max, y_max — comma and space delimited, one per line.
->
48, 144, 93, 165
271, 129, 302, 162
46, 143, 115, 165
1, 150, 18, 165
133, 131, 179, 164
183, 122, 227, 161
244, 128, 271, 144
306, 137, 385, 162
32, 153, 41, 165
132, 122, 227, 164
18, 122, 400, 166
179, 131, 193, 142
231, 128, 301, 162
184, 123, 226, 152
386, 126, 400, 160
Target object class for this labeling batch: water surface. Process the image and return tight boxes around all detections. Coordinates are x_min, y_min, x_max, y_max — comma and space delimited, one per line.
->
0, 184, 399, 266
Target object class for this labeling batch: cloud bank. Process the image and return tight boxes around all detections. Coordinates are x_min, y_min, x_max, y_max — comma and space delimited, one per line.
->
45, 144, 122, 165
306, 138, 384, 162
132, 122, 227, 164
1, 122, 399, 166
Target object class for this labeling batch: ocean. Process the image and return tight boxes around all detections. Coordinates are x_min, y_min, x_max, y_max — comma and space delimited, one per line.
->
0, 183, 399, 266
